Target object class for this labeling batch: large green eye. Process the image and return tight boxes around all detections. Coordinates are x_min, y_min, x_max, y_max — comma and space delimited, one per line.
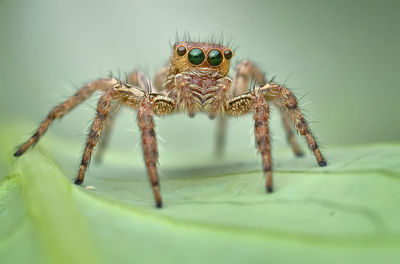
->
207, 49, 223, 66
188, 48, 205, 65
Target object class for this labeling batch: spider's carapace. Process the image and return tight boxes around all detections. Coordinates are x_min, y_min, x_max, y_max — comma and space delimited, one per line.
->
14, 40, 327, 208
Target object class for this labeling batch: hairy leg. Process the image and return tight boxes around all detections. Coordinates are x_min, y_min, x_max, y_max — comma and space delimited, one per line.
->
275, 101, 304, 156
14, 78, 117, 157
127, 70, 152, 91
261, 83, 327, 166
75, 82, 147, 184
231, 60, 265, 96
94, 71, 157, 163
137, 97, 162, 208
254, 93, 273, 192
75, 88, 116, 184
153, 66, 170, 92
225, 91, 273, 191
231, 60, 303, 156
215, 60, 264, 155
215, 60, 265, 155
94, 102, 121, 163
75, 79, 174, 207
215, 116, 227, 156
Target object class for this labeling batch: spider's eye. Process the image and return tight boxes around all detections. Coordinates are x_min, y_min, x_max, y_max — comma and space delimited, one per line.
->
176, 46, 187, 56
207, 49, 223, 66
223, 49, 233, 60
188, 48, 205, 65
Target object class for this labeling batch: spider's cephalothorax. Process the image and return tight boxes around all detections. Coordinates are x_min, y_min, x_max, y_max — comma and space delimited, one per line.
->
162, 41, 235, 118
14, 40, 327, 208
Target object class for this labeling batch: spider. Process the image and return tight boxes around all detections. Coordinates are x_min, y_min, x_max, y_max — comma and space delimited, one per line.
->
14, 40, 327, 208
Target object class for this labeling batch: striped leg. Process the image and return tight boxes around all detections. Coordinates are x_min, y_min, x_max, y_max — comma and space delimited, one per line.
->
215, 60, 265, 156
262, 83, 327, 166
94, 103, 121, 163
75, 82, 146, 184
275, 101, 304, 157
75, 88, 115, 184
254, 93, 273, 192
137, 97, 162, 208
215, 116, 227, 157
14, 78, 117, 157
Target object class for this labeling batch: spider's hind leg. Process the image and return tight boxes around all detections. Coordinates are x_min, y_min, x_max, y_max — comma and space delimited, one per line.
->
274, 101, 304, 157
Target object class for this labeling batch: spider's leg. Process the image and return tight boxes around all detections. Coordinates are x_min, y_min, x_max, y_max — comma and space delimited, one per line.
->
94, 70, 157, 163
215, 116, 227, 157
137, 97, 162, 208
215, 60, 265, 155
75, 87, 116, 185
261, 83, 327, 166
232, 60, 303, 157
275, 101, 304, 157
94, 102, 121, 163
127, 70, 151, 90
231, 60, 265, 96
14, 78, 117, 157
225, 91, 273, 192
153, 66, 170, 92
254, 93, 273, 192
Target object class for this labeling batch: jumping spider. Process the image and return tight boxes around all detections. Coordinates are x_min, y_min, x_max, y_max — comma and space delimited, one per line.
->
14, 40, 327, 208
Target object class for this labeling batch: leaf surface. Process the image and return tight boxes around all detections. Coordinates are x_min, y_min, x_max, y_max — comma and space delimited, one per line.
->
1, 123, 399, 264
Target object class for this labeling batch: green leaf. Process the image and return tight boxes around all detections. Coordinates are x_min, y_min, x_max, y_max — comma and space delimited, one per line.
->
1, 122, 400, 264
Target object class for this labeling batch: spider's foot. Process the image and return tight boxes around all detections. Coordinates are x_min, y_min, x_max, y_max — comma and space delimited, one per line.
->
156, 200, 163, 209
74, 178, 83, 185
318, 160, 327, 167
13, 149, 23, 157
266, 186, 273, 193
295, 151, 304, 157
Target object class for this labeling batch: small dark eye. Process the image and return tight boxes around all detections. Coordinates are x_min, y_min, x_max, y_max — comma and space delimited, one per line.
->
176, 46, 187, 56
188, 48, 205, 65
223, 49, 233, 60
207, 49, 223, 66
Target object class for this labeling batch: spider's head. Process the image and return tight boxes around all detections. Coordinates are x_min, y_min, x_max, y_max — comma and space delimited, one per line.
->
170, 41, 234, 76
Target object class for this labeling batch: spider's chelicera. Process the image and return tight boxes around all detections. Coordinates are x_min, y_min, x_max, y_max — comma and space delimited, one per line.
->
14, 40, 327, 208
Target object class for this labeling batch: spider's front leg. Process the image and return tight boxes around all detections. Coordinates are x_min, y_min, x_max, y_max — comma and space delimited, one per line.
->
14, 78, 118, 157
225, 91, 273, 191
75, 82, 175, 208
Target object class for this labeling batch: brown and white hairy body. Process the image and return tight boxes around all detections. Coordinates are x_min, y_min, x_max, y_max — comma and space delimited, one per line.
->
14, 40, 327, 208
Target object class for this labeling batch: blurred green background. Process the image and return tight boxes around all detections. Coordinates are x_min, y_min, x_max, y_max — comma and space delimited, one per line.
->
1, 1, 400, 264
1, 0, 399, 155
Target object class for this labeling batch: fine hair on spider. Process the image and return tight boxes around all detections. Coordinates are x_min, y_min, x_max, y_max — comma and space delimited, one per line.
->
14, 37, 327, 208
